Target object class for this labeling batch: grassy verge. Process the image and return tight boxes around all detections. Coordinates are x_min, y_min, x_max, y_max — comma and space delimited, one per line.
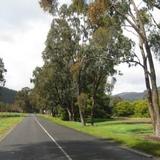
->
41, 114, 160, 157
0, 112, 25, 138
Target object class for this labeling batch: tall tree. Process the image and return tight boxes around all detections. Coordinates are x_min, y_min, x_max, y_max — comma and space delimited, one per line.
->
87, 0, 160, 136
0, 58, 6, 86
15, 87, 33, 113
37, 0, 133, 126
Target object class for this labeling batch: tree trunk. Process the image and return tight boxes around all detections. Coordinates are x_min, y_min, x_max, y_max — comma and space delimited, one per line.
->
70, 99, 75, 121
145, 42, 160, 136
131, 0, 160, 137
91, 95, 96, 126
67, 108, 72, 121
143, 66, 156, 132
79, 108, 86, 126
76, 68, 86, 126
51, 107, 55, 117
139, 37, 156, 132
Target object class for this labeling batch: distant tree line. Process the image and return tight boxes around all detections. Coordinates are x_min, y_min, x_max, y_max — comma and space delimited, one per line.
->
111, 97, 149, 118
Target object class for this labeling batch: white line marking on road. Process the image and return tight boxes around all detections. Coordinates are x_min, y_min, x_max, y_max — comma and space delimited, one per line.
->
121, 146, 153, 158
35, 118, 72, 160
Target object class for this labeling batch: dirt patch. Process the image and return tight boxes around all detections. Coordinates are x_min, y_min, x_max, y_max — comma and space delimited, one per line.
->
145, 135, 160, 142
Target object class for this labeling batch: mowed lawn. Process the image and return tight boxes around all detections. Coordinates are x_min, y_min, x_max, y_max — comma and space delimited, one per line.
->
41, 115, 160, 157
0, 112, 24, 138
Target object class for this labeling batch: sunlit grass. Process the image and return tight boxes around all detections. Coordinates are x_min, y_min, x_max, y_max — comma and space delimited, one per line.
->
41, 115, 160, 157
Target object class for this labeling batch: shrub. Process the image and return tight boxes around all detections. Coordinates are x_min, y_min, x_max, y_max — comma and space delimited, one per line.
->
57, 105, 69, 121
133, 100, 149, 117
113, 101, 134, 117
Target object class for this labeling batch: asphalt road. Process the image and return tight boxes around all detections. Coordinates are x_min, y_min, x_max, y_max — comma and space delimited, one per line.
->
0, 115, 156, 160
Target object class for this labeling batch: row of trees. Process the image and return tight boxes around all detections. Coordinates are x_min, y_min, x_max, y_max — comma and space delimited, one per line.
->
30, 0, 134, 126
13, 86, 150, 119
33, 0, 160, 137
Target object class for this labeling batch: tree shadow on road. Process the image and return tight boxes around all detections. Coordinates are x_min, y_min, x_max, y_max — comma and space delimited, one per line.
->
0, 140, 153, 160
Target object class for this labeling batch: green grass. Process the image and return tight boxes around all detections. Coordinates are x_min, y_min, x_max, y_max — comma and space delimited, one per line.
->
41, 115, 160, 157
0, 112, 25, 138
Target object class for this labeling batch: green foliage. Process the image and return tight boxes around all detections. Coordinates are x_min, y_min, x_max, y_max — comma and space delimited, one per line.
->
149, 30, 160, 60
39, 0, 57, 14
113, 101, 134, 117
112, 98, 150, 118
0, 102, 22, 113
77, 93, 88, 112
94, 93, 111, 118
71, 0, 87, 13
133, 100, 149, 118
15, 87, 33, 113
92, 27, 112, 48
138, 8, 150, 25
35, 0, 136, 125
57, 105, 69, 121
0, 102, 9, 112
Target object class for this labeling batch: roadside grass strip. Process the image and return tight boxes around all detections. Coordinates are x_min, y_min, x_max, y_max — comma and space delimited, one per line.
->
0, 112, 24, 139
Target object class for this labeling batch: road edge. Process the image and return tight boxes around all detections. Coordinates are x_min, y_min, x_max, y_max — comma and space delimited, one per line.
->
0, 117, 24, 143
121, 146, 153, 158
40, 115, 159, 160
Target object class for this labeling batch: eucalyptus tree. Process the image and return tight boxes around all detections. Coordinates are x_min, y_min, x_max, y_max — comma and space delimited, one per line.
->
33, 5, 80, 120
31, 66, 54, 114
69, 0, 133, 125
86, 0, 160, 136
15, 87, 33, 113
37, 0, 133, 125
85, 34, 132, 125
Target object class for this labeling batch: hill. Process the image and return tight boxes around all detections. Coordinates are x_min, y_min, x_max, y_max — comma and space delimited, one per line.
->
114, 87, 160, 101
0, 87, 17, 104
115, 92, 145, 100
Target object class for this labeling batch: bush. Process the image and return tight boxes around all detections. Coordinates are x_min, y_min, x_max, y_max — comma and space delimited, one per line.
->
57, 105, 69, 121
95, 93, 112, 118
113, 101, 134, 117
133, 100, 149, 117
94, 108, 110, 118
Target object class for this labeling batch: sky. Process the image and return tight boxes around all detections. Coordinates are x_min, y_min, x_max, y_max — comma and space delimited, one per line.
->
0, 0, 160, 95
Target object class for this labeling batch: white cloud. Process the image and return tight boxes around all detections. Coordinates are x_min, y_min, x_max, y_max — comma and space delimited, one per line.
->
113, 61, 160, 95
0, 0, 160, 94
0, 20, 51, 90
0, 0, 52, 91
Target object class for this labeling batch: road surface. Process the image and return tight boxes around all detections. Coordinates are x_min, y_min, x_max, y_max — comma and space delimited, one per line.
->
0, 115, 156, 160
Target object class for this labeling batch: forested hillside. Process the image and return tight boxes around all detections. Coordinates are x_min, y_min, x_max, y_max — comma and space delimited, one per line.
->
115, 92, 145, 100
115, 87, 160, 101
0, 87, 17, 104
